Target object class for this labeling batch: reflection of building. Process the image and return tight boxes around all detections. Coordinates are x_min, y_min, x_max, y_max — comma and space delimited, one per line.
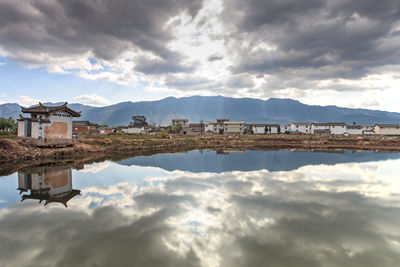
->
18, 165, 80, 207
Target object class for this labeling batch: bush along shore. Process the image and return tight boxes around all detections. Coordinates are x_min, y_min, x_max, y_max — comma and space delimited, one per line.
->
2, 133, 400, 165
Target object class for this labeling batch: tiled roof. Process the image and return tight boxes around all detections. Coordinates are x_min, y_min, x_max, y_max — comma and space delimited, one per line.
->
21, 102, 81, 117
375, 124, 400, 127
312, 122, 346, 126
291, 122, 309, 126
252, 124, 280, 127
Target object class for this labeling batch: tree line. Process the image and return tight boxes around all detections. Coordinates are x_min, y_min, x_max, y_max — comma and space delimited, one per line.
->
0, 117, 17, 132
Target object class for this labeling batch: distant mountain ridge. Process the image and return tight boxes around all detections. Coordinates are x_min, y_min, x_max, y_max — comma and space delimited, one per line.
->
1, 96, 400, 127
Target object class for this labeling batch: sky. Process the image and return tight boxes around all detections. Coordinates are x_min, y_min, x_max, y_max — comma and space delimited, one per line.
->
0, 0, 400, 111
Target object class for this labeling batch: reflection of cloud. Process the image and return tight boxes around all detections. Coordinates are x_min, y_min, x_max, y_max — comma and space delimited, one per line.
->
1, 159, 400, 266
80, 162, 112, 173
0, 204, 201, 267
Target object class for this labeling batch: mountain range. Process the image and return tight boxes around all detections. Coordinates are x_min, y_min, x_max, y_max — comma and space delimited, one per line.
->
1, 96, 400, 127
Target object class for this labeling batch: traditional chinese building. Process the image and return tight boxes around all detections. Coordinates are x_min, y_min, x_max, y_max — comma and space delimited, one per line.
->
17, 102, 81, 140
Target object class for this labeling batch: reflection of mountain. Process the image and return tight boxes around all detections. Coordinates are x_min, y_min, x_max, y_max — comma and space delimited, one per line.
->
118, 149, 400, 172
18, 165, 80, 207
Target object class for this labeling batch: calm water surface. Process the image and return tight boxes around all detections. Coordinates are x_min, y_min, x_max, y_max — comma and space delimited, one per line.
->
1, 150, 400, 267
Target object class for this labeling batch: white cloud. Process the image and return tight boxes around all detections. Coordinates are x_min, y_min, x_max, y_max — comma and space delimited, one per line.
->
18, 96, 41, 107
0, 62, 6, 67
73, 94, 111, 106
80, 162, 112, 173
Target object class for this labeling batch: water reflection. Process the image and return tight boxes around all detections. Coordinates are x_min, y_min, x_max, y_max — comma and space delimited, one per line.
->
118, 149, 400, 172
17, 165, 80, 207
0, 151, 400, 266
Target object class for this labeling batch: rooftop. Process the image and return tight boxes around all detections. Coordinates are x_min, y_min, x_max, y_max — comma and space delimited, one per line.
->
21, 102, 81, 117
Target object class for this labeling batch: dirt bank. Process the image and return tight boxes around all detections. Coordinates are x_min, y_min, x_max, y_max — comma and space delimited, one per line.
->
1, 134, 400, 168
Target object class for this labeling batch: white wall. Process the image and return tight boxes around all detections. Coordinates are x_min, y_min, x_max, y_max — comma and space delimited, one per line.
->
49, 111, 73, 139
330, 125, 346, 135
290, 124, 310, 133
345, 128, 363, 135
122, 127, 144, 134
31, 121, 39, 138
253, 126, 265, 134
254, 125, 279, 134
205, 122, 215, 132
17, 121, 25, 137
374, 125, 400, 135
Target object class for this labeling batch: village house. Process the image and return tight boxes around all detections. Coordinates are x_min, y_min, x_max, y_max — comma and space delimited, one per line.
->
122, 115, 148, 134
122, 126, 145, 134
98, 127, 114, 134
72, 120, 96, 134
289, 122, 310, 134
205, 119, 244, 134
172, 119, 189, 128
345, 124, 374, 135
311, 122, 346, 135
17, 102, 81, 141
252, 124, 281, 134
187, 123, 204, 134
374, 124, 400, 135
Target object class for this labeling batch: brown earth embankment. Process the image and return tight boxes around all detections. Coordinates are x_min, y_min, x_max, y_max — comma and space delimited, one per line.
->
1, 134, 400, 168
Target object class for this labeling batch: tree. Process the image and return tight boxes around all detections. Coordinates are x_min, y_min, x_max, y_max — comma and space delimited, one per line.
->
277, 125, 281, 134
264, 125, 268, 134
0, 117, 16, 132
174, 123, 183, 133
200, 120, 204, 134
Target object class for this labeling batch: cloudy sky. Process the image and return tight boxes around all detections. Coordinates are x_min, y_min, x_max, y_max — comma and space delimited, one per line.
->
0, 0, 400, 111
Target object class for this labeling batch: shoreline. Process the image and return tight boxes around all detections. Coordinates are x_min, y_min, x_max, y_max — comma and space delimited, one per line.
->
1, 134, 400, 173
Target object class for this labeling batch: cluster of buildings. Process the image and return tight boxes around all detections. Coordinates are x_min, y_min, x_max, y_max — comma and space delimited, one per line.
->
172, 119, 400, 136
259, 122, 400, 136
16, 102, 400, 144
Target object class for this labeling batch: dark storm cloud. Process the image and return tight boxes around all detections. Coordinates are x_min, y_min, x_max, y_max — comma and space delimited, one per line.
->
223, 0, 400, 80
0, 0, 203, 66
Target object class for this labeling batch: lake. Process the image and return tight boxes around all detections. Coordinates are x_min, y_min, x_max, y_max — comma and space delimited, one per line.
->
1, 149, 400, 267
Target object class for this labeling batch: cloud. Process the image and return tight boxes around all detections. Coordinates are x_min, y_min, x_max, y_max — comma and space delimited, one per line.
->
222, 0, 400, 79
74, 94, 111, 106
0, 0, 204, 85
0, 62, 5, 66
1, 0, 400, 107
18, 95, 41, 107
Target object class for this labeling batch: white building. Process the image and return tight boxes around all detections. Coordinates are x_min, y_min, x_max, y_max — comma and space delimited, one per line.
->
281, 125, 290, 133
205, 121, 215, 132
252, 124, 281, 134
345, 124, 374, 135
172, 119, 189, 128
374, 124, 400, 135
122, 127, 145, 134
311, 122, 346, 135
17, 102, 81, 140
205, 119, 244, 134
289, 123, 310, 134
